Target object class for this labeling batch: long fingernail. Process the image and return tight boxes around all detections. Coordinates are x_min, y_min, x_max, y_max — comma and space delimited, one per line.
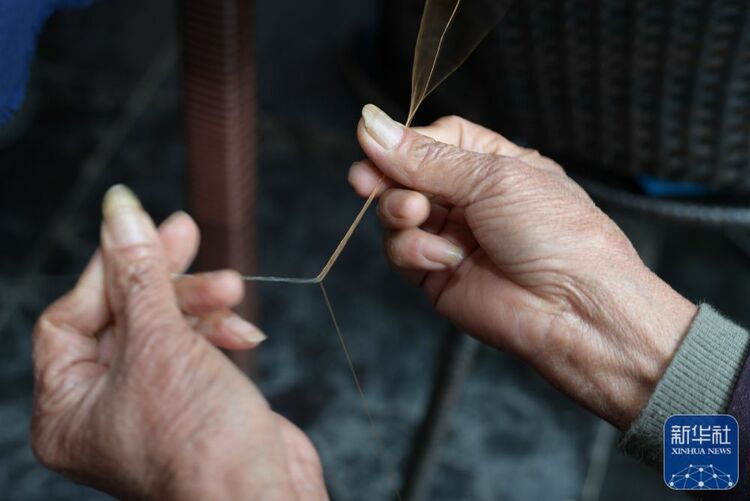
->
102, 185, 153, 247
422, 239, 464, 267
362, 104, 404, 150
223, 315, 267, 344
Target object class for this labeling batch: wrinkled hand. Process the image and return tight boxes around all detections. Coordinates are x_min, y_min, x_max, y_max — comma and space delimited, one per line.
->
31, 186, 326, 500
350, 105, 697, 429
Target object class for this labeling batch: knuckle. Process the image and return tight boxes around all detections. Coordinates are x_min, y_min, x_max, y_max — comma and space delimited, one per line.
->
376, 196, 393, 222
384, 235, 402, 267
434, 115, 463, 129
181, 277, 213, 309
33, 292, 71, 336
120, 306, 195, 366
479, 157, 537, 197
122, 331, 203, 392
403, 233, 423, 261
116, 252, 162, 296
389, 202, 411, 222
544, 160, 566, 175
518, 147, 541, 161
32, 313, 51, 342
195, 278, 216, 303
385, 231, 422, 268
451, 154, 506, 202
409, 137, 453, 181
384, 233, 407, 268
31, 317, 63, 379
409, 136, 439, 172
34, 361, 57, 395
520, 147, 566, 174
382, 191, 412, 222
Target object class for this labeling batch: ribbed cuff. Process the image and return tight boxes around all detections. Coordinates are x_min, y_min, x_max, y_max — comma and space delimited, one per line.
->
619, 304, 750, 466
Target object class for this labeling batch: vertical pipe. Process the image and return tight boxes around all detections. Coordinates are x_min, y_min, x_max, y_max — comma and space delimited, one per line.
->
402, 328, 480, 501
182, 0, 258, 374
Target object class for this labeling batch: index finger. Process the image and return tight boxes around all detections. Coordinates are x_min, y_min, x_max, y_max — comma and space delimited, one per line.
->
412, 115, 520, 155
412, 115, 563, 174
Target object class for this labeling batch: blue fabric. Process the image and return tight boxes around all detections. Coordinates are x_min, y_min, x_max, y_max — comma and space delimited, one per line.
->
637, 174, 712, 198
0, 0, 91, 126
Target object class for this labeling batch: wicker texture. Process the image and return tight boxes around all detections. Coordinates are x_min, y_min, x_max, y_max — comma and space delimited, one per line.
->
383, 0, 750, 194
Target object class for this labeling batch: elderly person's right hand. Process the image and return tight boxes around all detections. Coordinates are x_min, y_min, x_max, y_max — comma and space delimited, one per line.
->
350, 105, 698, 430
31, 186, 327, 500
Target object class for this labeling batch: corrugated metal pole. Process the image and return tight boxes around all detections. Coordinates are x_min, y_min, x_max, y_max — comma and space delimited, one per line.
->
182, 0, 258, 375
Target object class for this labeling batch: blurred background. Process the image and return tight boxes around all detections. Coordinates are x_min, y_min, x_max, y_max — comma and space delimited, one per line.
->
1, 0, 749, 499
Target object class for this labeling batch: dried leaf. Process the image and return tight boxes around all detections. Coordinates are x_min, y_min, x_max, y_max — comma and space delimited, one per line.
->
408, 0, 513, 125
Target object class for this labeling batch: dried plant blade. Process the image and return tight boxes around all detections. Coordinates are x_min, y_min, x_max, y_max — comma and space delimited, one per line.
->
206, 0, 515, 286
408, 0, 513, 125
319, 283, 402, 499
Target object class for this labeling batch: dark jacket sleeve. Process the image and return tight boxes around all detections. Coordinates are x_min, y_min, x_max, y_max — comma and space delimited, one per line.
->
703, 355, 750, 500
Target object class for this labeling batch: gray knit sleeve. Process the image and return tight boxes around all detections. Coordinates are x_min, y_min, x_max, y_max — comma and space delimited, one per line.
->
619, 304, 750, 466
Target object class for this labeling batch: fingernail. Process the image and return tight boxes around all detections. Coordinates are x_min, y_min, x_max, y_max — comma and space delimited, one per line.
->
362, 104, 404, 150
223, 315, 267, 344
422, 239, 464, 267
102, 184, 152, 247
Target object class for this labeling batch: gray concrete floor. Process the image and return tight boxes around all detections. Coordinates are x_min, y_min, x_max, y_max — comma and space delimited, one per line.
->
2, 0, 748, 500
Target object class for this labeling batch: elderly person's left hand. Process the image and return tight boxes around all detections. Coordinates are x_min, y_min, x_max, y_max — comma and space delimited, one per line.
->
31, 186, 327, 500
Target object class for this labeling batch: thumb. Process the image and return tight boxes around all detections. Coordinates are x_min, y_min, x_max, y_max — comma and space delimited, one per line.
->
100, 185, 182, 340
358, 104, 505, 205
